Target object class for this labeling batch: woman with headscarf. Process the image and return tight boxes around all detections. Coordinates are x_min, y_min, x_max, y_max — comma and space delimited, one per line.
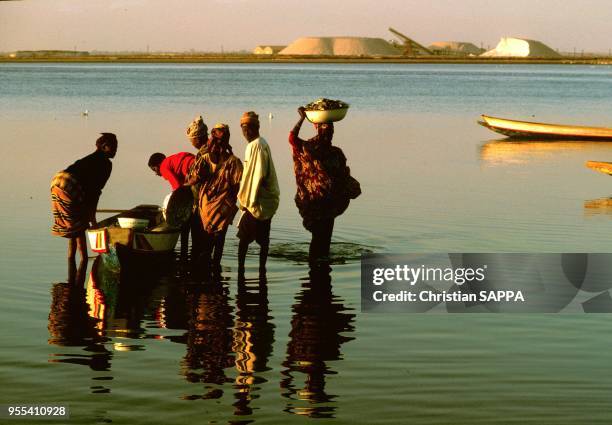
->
195, 123, 243, 276
289, 108, 360, 265
50, 133, 118, 268
186, 115, 208, 154
184, 115, 209, 261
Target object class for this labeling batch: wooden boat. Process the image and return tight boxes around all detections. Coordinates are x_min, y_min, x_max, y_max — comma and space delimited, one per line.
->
87, 204, 181, 271
479, 115, 612, 140
586, 161, 612, 176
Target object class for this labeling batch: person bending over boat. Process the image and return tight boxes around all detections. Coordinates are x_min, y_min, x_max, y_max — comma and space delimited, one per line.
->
195, 123, 243, 276
237, 111, 280, 277
289, 107, 360, 266
148, 151, 195, 191
50, 133, 118, 269
148, 151, 196, 257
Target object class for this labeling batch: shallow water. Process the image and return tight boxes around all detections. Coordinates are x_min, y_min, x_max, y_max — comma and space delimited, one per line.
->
2, 63, 612, 424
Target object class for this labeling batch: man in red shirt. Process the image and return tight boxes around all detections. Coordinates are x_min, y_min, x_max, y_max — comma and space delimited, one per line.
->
148, 151, 197, 260
148, 151, 195, 190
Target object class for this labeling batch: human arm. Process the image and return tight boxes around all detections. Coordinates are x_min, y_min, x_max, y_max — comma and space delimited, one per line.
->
292, 106, 307, 134
230, 158, 244, 199
185, 153, 211, 186
289, 107, 308, 153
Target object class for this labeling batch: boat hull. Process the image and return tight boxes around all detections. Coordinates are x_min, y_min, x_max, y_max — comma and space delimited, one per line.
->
87, 205, 181, 272
586, 161, 612, 176
479, 115, 612, 141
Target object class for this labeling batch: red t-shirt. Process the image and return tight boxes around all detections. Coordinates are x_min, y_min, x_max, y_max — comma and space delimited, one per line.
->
160, 152, 195, 190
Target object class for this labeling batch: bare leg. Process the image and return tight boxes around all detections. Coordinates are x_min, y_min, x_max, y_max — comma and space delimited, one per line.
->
259, 241, 269, 277
258, 218, 271, 277
196, 231, 214, 279
211, 228, 227, 275
190, 214, 203, 262
68, 236, 77, 262
309, 218, 334, 265
76, 232, 88, 266
180, 223, 189, 259
238, 240, 248, 277
67, 255, 76, 285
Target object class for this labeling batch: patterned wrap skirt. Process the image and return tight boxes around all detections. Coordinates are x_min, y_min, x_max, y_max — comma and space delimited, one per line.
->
50, 171, 88, 238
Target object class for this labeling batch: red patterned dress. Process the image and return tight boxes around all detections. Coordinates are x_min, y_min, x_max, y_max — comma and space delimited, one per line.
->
289, 131, 351, 231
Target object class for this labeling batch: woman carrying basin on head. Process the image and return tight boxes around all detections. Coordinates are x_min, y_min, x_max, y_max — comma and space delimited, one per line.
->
289, 105, 360, 266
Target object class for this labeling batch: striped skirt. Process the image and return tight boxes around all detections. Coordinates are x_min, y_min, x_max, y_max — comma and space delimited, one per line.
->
50, 171, 88, 238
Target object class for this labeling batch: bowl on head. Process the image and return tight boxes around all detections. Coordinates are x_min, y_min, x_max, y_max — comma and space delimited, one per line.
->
305, 107, 349, 124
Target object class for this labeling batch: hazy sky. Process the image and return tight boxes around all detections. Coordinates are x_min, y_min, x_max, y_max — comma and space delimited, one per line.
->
0, 0, 610, 53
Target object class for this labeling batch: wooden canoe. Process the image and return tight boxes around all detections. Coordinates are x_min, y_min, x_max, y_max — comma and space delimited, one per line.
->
478, 115, 612, 140
586, 161, 612, 176
87, 204, 181, 271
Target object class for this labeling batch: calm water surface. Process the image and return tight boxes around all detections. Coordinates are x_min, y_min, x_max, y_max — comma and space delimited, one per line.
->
2, 63, 612, 424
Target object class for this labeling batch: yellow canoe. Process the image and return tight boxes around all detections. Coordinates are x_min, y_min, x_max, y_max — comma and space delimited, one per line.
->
586, 161, 612, 176
479, 115, 612, 140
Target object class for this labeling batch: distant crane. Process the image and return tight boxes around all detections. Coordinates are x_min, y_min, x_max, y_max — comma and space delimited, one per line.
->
388, 27, 433, 56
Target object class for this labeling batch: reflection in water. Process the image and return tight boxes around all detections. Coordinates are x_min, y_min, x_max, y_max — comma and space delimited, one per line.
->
281, 267, 356, 418
48, 255, 355, 419
48, 260, 112, 372
48, 257, 164, 394
86, 258, 158, 348
479, 139, 612, 166
584, 197, 612, 216
232, 277, 275, 416
179, 282, 235, 400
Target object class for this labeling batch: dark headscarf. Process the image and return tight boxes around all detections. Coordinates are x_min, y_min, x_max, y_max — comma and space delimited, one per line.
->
209, 124, 233, 156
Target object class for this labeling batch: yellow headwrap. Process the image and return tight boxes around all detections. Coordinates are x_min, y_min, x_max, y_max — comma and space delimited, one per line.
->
240, 111, 259, 126
213, 123, 229, 130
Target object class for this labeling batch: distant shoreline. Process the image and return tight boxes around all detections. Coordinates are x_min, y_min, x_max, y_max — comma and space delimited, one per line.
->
2, 54, 612, 65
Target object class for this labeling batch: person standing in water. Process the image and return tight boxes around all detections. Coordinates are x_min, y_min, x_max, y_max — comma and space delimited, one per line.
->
237, 111, 280, 277
50, 133, 118, 271
289, 107, 360, 265
196, 124, 243, 276
186, 116, 209, 261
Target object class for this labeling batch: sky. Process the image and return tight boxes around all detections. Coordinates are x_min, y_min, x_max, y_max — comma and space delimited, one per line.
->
0, 0, 610, 53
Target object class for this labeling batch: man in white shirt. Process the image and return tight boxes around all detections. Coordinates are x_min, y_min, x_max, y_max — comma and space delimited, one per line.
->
237, 111, 280, 277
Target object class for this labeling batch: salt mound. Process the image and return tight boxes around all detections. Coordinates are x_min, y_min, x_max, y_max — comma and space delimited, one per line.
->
481, 37, 560, 58
253, 45, 285, 55
429, 41, 483, 56
279, 37, 401, 56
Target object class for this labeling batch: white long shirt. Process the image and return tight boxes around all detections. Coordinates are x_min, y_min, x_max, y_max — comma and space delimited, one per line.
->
237, 136, 280, 220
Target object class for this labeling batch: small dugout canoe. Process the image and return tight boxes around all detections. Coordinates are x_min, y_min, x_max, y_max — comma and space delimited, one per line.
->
586, 161, 612, 176
87, 204, 181, 271
478, 115, 612, 141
